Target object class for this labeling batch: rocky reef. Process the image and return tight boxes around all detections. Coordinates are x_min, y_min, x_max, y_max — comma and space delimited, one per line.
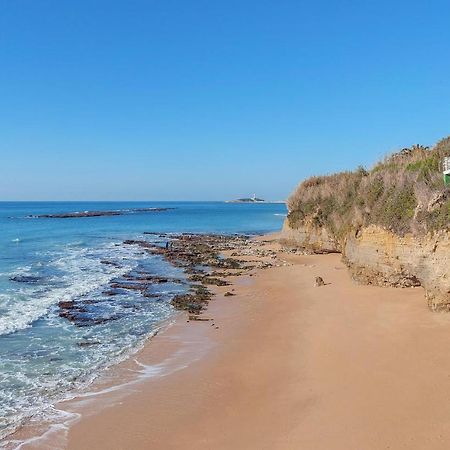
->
282, 137, 450, 311
31, 207, 175, 219
57, 233, 279, 327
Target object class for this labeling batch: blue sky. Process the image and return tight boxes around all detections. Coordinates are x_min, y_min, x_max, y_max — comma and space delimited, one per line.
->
1, 0, 450, 200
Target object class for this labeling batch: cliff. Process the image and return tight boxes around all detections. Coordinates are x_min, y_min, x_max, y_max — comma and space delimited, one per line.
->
280, 218, 340, 253
282, 137, 450, 310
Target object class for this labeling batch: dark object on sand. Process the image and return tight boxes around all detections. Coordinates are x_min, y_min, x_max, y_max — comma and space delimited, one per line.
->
315, 276, 325, 287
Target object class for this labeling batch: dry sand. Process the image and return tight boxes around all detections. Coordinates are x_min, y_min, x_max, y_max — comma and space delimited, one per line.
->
25, 239, 450, 450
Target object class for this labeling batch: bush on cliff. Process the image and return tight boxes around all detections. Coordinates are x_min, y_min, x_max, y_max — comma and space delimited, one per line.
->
287, 137, 450, 239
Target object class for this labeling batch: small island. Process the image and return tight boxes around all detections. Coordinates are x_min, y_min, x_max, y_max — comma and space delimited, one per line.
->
226, 194, 266, 203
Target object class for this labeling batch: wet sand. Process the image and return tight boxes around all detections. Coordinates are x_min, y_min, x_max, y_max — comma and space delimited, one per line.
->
26, 239, 450, 449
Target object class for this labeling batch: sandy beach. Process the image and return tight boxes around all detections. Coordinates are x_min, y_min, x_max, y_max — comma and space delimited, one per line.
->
5, 2, 450, 448
20, 236, 450, 450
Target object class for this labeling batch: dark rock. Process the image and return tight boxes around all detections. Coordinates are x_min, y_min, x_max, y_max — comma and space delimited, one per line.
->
110, 282, 148, 291
34, 207, 175, 219
100, 260, 121, 268
37, 211, 121, 218
77, 341, 101, 347
171, 285, 212, 314
102, 290, 121, 296
9, 275, 41, 283
59, 232, 259, 328
315, 276, 325, 287
214, 258, 242, 269
142, 292, 161, 298
58, 300, 75, 309
188, 274, 230, 286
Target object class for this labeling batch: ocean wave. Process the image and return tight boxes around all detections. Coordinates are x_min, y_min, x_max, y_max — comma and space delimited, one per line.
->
0, 237, 177, 443
0, 310, 174, 445
0, 294, 56, 336
0, 242, 144, 337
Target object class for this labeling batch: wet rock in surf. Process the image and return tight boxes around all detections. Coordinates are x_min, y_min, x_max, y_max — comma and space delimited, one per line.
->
77, 341, 101, 347
9, 275, 42, 283
100, 260, 122, 268
32, 207, 175, 219
58, 232, 272, 328
171, 285, 212, 314
58, 300, 119, 327
121, 232, 257, 315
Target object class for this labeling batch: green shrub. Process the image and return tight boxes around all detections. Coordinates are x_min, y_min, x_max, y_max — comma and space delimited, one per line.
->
406, 154, 440, 181
376, 186, 416, 233
287, 138, 450, 240
424, 198, 450, 231
366, 178, 384, 206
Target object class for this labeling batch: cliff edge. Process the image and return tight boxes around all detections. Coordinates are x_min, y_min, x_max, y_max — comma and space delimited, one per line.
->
281, 137, 450, 310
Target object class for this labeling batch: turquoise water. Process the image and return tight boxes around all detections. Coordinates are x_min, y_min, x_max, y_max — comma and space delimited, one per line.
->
0, 201, 286, 441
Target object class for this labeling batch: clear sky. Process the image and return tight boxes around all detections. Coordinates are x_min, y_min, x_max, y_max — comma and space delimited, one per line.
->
1, 0, 450, 201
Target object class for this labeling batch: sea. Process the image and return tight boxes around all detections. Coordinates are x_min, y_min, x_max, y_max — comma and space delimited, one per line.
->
0, 201, 286, 444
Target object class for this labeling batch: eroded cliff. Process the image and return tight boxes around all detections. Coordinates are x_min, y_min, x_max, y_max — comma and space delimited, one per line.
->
282, 137, 450, 310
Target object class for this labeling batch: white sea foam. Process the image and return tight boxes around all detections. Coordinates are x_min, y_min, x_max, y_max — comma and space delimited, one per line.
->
1, 317, 204, 449
0, 294, 58, 336
0, 318, 176, 446
0, 242, 144, 337
0, 236, 177, 444
0, 201, 284, 447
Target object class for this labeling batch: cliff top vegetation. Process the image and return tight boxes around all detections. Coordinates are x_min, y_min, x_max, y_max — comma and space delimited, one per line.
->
287, 136, 450, 238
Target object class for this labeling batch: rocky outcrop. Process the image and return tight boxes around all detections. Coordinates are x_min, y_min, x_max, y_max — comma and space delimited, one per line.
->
281, 218, 450, 311
280, 218, 339, 253
282, 137, 450, 310
343, 225, 450, 311
31, 208, 175, 219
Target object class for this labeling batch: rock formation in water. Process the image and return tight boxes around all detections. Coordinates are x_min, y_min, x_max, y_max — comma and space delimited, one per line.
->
30, 207, 175, 219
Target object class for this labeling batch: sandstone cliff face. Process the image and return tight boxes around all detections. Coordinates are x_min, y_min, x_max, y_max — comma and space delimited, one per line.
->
280, 218, 339, 253
281, 219, 450, 311
344, 225, 450, 311
283, 138, 450, 310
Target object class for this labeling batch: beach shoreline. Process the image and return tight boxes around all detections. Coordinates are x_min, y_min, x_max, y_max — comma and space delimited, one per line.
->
12, 234, 450, 449
5, 233, 281, 449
